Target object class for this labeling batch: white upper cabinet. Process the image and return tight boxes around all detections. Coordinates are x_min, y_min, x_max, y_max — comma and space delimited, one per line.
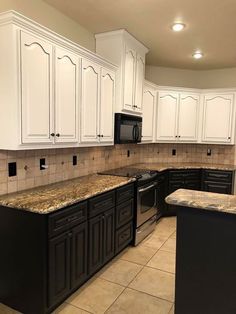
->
156, 91, 200, 142
55, 47, 79, 143
81, 60, 115, 145
20, 31, 53, 144
201, 93, 235, 144
95, 29, 149, 115
156, 92, 179, 141
81, 59, 100, 144
123, 46, 136, 111
100, 68, 115, 143
142, 82, 156, 142
178, 94, 199, 142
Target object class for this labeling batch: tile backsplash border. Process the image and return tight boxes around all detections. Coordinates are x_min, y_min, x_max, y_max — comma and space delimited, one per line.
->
0, 143, 235, 196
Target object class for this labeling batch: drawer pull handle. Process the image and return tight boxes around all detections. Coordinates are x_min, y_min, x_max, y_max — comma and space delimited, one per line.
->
209, 174, 228, 178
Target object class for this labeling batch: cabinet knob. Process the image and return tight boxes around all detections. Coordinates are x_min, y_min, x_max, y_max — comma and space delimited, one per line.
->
228, 136, 231, 140
179, 135, 181, 138
101, 135, 104, 137
97, 134, 101, 137
175, 135, 178, 138
50, 133, 55, 137
56, 133, 60, 137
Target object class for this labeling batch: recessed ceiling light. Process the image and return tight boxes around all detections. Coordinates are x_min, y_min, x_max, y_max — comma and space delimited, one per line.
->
192, 51, 204, 59
171, 23, 185, 32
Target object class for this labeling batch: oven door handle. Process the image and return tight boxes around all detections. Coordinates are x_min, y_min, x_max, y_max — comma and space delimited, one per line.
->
139, 183, 157, 193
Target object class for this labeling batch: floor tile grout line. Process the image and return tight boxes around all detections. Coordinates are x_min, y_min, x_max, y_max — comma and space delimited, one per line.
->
63, 302, 93, 314
127, 286, 175, 304
145, 264, 175, 275
103, 285, 126, 314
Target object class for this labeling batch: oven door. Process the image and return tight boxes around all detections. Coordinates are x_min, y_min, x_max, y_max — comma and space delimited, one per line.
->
137, 182, 157, 227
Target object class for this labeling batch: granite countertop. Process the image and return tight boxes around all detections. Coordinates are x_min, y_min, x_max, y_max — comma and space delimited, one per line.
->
0, 174, 134, 214
130, 162, 236, 172
166, 188, 236, 215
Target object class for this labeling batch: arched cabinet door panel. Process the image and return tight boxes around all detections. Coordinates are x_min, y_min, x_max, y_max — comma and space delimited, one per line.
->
20, 31, 53, 144
178, 94, 199, 142
100, 69, 115, 143
134, 54, 145, 113
55, 47, 79, 143
156, 92, 179, 141
142, 86, 156, 142
81, 59, 100, 143
202, 94, 234, 143
123, 46, 136, 111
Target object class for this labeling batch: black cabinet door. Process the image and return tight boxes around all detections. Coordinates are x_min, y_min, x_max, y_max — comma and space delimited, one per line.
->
88, 215, 103, 275
203, 181, 232, 194
168, 181, 185, 216
71, 222, 88, 290
103, 208, 115, 264
48, 232, 70, 307
157, 176, 168, 215
185, 180, 201, 191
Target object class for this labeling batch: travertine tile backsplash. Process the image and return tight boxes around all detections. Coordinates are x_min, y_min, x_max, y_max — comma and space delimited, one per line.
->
0, 143, 235, 195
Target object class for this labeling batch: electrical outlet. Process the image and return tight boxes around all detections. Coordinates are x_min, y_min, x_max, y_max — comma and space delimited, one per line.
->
172, 149, 176, 156
127, 150, 130, 157
207, 148, 212, 156
73, 155, 77, 166
40, 158, 46, 170
8, 162, 17, 177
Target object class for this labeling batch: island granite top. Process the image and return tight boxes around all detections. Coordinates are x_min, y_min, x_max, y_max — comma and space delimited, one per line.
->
0, 174, 134, 214
166, 188, 236, 215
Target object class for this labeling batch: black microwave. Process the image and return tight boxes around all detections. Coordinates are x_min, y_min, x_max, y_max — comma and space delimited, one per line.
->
114, 113, 142, 144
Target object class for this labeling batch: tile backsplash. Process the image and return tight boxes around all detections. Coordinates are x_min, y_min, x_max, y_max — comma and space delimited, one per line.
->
0, 143, 235, 195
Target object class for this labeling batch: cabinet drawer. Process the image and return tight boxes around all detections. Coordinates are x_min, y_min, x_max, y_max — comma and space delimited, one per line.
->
169, 170, 200, 181
116, 183, 134, 204
48, 201, 87, 238
203, 181, 232, 195
115, 222, 133, 254
203, 170, 233, 183
89, 191, 115, 218
116, 199, 134, 229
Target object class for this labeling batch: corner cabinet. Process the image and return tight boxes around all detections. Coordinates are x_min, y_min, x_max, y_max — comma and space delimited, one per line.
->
0, 11, 116, 150
141, 81, 157, 143
156, 91, 199, 143
201, 93, 235, 144
95, 29, 148, 115
80, 60, 115, 145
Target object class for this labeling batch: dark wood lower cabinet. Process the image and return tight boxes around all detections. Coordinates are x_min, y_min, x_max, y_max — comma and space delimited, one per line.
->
49, 222, 88, 308
88, 214, 104, 275
71, 222, 88, 290
103, 208, 115, 264
48, 232, 71, 307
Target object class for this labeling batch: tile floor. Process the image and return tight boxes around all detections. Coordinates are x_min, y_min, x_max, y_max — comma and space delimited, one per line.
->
0, 217, 176, 314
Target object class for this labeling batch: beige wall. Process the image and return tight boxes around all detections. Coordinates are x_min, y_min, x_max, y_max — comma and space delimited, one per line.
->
146, 66, 236, 89
0, 0, 95, 51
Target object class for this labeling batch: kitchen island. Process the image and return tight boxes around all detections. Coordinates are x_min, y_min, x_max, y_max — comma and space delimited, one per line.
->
166, 189, 236, 314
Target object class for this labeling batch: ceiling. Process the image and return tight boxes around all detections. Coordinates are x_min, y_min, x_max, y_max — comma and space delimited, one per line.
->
44, 0, 236, 70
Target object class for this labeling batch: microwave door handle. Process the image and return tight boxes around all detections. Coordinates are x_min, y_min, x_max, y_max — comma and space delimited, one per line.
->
136, 125, 140, 141
132, 125, 136, 141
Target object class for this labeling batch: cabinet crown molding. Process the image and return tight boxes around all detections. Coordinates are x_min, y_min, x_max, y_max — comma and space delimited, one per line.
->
95, 29, 149, 55
0, 10, 117, 71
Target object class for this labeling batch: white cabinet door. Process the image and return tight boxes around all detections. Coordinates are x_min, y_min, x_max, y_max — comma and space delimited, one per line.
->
123, 46, 136, 111
100, 68, 115, 143
20, 31, 53, 144
178, 94, 199, 142
202, 94, 234, 143
156, 92, 179, 141
134, 54, 145, 113
55, 47, 79, 143
81, 59, 100, 143
142, 85, 156, 142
